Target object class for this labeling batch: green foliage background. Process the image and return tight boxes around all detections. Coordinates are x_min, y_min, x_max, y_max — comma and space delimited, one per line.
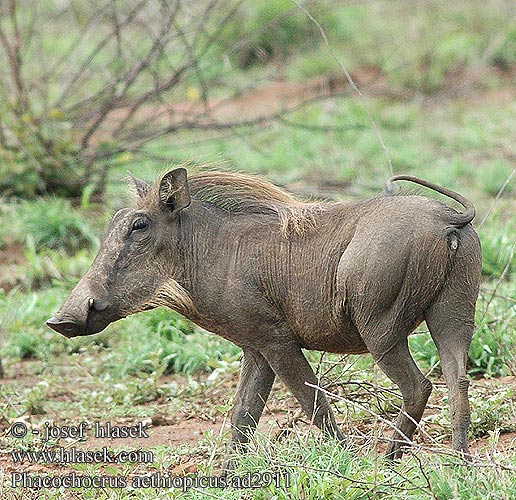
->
1, 1, 515, 498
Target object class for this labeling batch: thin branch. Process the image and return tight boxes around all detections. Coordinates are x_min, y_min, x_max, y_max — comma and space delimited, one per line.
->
479, 169, 516, 228
77, 4, 177, 152
290, 0, 394, 177
0, 0, 25, 110
110, 0, 184, 138
40, 0, 113, 83
55, 0, 150, 108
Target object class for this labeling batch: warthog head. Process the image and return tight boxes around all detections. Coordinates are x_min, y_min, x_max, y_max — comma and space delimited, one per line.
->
46, 168, 193, 337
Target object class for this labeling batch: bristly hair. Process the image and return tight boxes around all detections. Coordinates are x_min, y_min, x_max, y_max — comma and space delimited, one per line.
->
137, 170, 324, 237
124, 278, 196, 317
144, 279, 196, 315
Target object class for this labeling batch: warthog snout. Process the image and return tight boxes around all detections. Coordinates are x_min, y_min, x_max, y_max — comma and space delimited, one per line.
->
46, 316, 83, 338
46, 283, 114, 338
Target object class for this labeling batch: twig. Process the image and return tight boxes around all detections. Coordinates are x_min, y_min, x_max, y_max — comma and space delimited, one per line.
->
291, 0, 394, 177
482, 241, 516, 318
479, 169, 516, 228
55, 0, 151, 107
78, 2, 178, 152
305, 381, 416, 447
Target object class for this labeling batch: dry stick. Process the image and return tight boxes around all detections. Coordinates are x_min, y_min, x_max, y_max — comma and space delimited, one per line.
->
111, 2, 125, 70
114, 87, 356, 153
115, 0, 242, 139
0, 0, 24, 105
56, 0, 151, 107
110, 63, 195, 140
306, 381, 441, 450
305, 382, 413, 447
483, 291, 516, 304
314, 379, 516, 474
483, 241, 516, 318
79, 5, 178, 152
183, 0, 217, 111
107, 2, 183, 137
331, 380, 401, 399
172, 14, 210, 110
112, 4, 190, 138
165, 0, 248, 122
0, 3, 46, 161
41, 0, 113, 82
0, 113, 45, 185
2, 392, 24, 418
291, 0, 393, 177
411, 452, 439, 500
479, 168, 516, 229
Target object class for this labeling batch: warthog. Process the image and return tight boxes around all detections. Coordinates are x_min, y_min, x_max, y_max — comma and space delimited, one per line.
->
47, 169, 481, 462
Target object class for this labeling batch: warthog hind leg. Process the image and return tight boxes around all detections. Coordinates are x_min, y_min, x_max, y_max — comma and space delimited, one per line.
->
362, 327, 433, 459
425, 296, 476, 458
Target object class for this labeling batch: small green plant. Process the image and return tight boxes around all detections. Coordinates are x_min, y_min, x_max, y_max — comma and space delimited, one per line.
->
157, 319, 242, 375
469, 387, 515, 438
102, 310, 241, 378
490, 26, 516, 70
468, 326, 508, 378
24, 381, 50, 415
5, 329, 48, 360
1, 288, 70, 361
12, 246, 95, 291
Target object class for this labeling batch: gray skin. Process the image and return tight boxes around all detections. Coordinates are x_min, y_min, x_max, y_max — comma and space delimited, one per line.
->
47, 169, 481, 464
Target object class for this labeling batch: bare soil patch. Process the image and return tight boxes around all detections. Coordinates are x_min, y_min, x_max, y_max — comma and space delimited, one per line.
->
1, 359, 515, 480
0, 243, 25, 292
93, 68, 516, 143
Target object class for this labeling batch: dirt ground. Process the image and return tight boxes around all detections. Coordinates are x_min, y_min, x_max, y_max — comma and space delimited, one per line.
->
1, 359, 515, 479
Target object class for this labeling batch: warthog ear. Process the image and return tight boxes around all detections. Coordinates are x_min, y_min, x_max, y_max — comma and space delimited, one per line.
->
159, 168, 191, 214
127, 172, 151, 199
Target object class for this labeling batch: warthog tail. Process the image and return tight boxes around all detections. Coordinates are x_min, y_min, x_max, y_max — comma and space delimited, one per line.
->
384, 175, 475, 228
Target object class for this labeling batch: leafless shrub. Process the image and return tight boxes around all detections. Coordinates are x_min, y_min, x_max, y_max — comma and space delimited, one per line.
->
0, 0, 341, 198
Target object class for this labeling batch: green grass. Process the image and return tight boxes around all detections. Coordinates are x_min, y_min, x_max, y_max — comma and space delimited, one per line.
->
1, 1, 516, 498
478, 213, 516, 278
0, 197, 101, 255
2, 422, 516, 499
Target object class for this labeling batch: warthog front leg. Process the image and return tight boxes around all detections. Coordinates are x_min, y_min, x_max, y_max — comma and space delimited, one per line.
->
224, 348, 275, 470
262, 342, 345, 442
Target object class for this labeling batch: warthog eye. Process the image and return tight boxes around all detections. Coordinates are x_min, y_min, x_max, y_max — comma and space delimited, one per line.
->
131, 218, 148, 232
